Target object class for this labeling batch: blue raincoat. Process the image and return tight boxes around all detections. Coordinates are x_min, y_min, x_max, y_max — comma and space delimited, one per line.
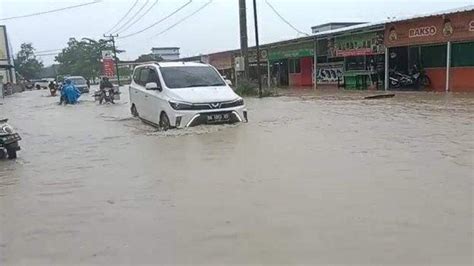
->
61, 79, 81, 104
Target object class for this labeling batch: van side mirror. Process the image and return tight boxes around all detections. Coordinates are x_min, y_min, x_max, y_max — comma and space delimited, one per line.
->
225, 79, 233, 86
145, 82, 161, 91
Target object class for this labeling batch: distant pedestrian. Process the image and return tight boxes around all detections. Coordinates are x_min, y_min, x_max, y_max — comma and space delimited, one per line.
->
86, 79, 90, 89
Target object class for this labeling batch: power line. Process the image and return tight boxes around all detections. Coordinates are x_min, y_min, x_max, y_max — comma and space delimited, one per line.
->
111, 0, 150, 34
116, 0, 159, 34
152, 0, 213, 38
119, 0, 193, 39
104, 0, 140, 34
35, 49, 62, 53
264, 0, 309, 36
0, 0, 102, 21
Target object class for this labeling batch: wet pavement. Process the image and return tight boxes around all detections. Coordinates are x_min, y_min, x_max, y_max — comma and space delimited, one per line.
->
0, 87, 473, 265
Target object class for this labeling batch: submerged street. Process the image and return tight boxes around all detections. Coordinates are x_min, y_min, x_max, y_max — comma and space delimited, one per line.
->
0, 88, 473, 265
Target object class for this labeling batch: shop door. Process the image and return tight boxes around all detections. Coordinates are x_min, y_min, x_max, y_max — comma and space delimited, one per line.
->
300, 57, 313, 86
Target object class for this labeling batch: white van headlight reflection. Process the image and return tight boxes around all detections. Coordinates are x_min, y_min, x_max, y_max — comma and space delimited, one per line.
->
169, 101, 193, 110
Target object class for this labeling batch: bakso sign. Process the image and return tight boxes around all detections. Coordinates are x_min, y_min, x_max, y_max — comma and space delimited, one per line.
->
409, 26, 437, 38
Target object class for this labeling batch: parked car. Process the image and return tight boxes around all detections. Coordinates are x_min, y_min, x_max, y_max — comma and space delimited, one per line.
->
34, 79, 52, 90
129, 62, 247, 130
66, 76, 89, 93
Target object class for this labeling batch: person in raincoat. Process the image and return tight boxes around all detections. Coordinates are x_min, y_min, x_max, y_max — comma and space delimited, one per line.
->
59, 79, 81, 105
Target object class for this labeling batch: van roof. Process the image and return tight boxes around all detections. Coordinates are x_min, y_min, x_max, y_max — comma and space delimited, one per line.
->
144, 62, 208, 68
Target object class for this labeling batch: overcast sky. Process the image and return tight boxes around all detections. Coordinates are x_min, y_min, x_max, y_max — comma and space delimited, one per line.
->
1, 0, 472, 65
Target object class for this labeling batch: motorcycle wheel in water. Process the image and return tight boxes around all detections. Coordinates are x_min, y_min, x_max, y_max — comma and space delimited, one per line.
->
0, 119, 21, 159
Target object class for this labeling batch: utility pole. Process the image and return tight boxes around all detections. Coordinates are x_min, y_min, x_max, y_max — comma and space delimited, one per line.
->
239, 0, 249, 80
103, 34, 121, 86
252, 0, 262, 97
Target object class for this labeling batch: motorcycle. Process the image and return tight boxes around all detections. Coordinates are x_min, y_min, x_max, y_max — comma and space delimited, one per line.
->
389, 67, 431, 89
0, 119, 21, 159
94, 86, 120, 104
49, 84, 58, 96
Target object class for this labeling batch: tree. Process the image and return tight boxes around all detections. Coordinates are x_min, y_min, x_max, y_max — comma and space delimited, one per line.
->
55, 38, 123, 81
135, 53, 163, 62
14, 43, 44, 80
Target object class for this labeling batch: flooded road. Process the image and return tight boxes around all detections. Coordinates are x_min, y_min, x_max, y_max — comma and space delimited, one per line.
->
0, 88, 473, 265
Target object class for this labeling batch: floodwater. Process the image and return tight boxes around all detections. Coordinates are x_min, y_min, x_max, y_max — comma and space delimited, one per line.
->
0, 88, 472, 265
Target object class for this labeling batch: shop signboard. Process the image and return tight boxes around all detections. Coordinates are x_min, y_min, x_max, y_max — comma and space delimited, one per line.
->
330, 31, 385, 58
248, 49, 268, 63
102, 59, 115, 77
385, 11, 474, 47
315, 62, 344, 84
0, 26, 10, 66
269, 48, 313, 61
208, 52, 233, 70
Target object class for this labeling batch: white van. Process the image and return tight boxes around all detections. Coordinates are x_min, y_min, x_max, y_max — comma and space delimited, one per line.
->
129, 62, 247, 130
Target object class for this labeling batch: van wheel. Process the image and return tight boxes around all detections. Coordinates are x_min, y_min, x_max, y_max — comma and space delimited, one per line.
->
131, 104, 139, 117
7, 149, 17, 159
159, 112, 170, 131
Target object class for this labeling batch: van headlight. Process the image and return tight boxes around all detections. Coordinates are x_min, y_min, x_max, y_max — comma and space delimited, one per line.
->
0, 124, 14, 135
169, 101, 193, 110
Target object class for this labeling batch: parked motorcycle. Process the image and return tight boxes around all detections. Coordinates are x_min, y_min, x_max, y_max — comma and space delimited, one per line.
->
0, 119, 21, 159
389, 66, 431, 89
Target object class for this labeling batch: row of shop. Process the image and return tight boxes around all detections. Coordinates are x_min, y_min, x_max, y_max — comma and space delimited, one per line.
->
182, 7, 474, 92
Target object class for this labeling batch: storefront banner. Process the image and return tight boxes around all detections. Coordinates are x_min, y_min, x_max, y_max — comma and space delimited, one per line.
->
336, 48, 374, 57
385, 11, 474, 47
0, 26, 9, 66
315, 62, 344, 84
269, 48, 313, 61
330, 31, 385, 58
209, 52, 233, 70
102, 58, 115, 77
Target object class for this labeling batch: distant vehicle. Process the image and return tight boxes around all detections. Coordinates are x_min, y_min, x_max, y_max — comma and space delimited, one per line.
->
34, 79, 53, 90
66, 76, 89, 93
0, 118, 21, 159
129, 62, 247, 130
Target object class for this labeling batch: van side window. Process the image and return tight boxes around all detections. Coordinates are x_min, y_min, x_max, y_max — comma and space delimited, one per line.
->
138, 68, 150, 86
148, 69, 161, 87
133, 68, 141, 84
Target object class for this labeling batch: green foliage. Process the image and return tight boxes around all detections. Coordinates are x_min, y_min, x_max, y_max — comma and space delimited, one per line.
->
135, 53, 163, 62
55, 38, 123, 81
13, 43, 44, 80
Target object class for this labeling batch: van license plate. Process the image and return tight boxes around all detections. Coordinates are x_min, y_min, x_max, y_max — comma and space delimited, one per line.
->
207, 114, 230, 122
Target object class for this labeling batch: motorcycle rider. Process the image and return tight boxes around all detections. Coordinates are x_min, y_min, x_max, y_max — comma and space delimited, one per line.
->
59, 79, 81, 105
48, 81, 57, 96
99, 76, 114, 104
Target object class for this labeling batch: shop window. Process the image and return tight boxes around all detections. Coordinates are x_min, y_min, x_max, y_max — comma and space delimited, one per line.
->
289, 59, 301, 73
452, 42, 474, 67
421, 44, 447, 68
345, 56, 366, 71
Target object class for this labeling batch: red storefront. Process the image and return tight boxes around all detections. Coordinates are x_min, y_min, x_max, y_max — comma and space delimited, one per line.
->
207, 52, 235, 83
385, 10, 474, 92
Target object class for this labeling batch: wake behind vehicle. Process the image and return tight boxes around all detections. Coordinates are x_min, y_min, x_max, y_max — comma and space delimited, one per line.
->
129, 62, 247, 130
0, 119, 21, 159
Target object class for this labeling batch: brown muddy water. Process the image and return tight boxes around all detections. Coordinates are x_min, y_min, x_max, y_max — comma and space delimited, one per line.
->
0, 88, 473, 265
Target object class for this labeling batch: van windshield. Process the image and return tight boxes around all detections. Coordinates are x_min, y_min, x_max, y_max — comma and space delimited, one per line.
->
70, 78, 86, 85
160, 66, 226, 89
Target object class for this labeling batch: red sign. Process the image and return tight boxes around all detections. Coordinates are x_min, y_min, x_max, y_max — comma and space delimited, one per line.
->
385, 11, 474, 47
335, 48, 375, 57
102, 58, 115, 77
409, 26, 437, 38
